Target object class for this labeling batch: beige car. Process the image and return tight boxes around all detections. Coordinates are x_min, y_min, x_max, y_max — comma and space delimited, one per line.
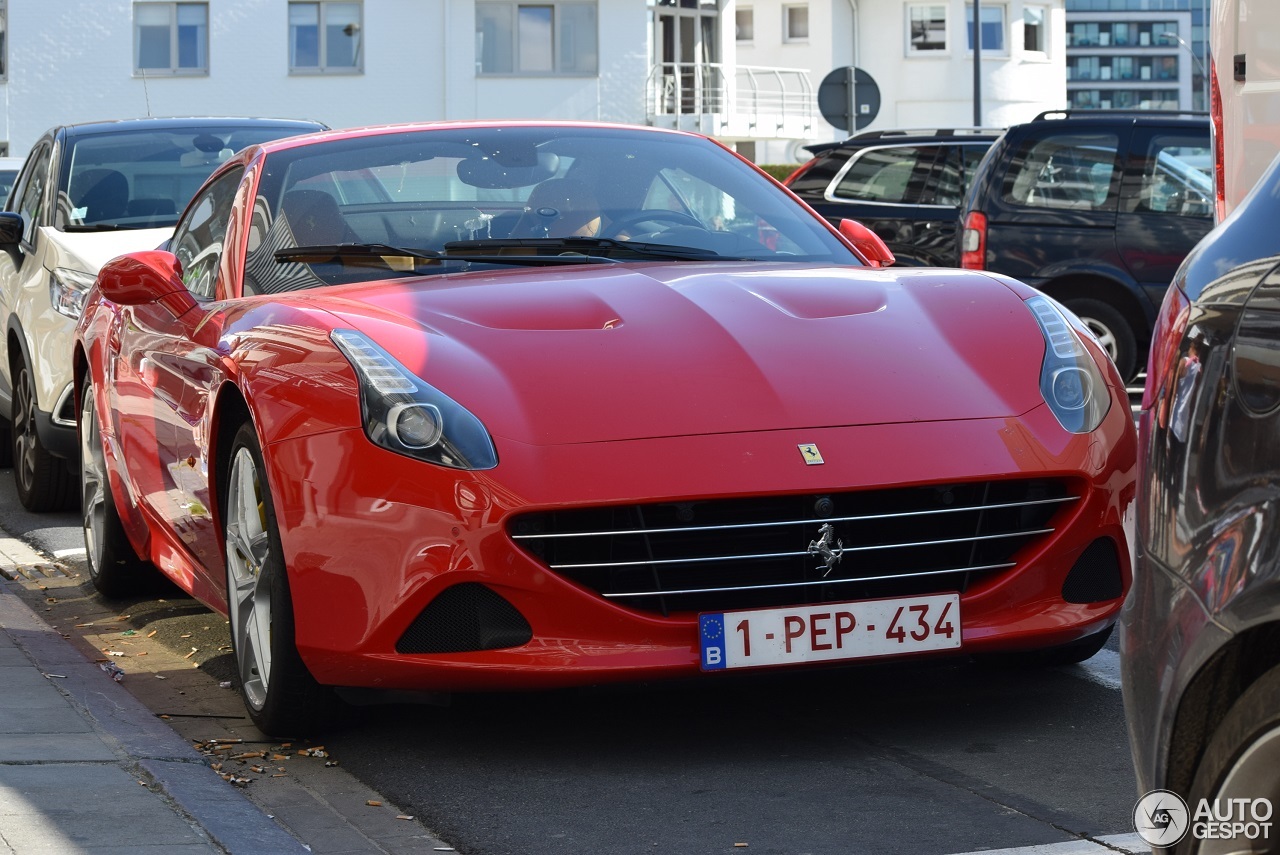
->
0, 117, 324, 511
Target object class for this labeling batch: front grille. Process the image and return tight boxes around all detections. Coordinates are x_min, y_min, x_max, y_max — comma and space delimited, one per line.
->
509, 479, 1080, 615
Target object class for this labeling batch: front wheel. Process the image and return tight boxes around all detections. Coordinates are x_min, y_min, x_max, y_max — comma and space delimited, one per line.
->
80, 382, 155, 597
1062, 297, 1139, 382
13, 361, 75, 511
222, 420, 341, 736
1178, 662, 1280, 854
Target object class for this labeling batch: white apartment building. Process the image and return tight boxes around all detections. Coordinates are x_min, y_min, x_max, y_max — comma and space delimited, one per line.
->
0, 0, 1067, 164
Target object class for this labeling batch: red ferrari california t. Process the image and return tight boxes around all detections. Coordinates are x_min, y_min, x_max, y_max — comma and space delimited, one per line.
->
73, 122, 1136, 735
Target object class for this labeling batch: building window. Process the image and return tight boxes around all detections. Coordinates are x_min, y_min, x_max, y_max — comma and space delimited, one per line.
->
908, 4, 947, 53
476, 2, 598, 75
289, 2, 362, 73
1023, 6, 1046, 56
134, 3, 208, 74
966, 4, 1005, 53
736, 7, 753, 42
784, 5, 809, 42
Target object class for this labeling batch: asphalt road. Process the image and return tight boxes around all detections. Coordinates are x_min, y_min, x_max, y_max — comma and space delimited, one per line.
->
0, 470, 1147, 855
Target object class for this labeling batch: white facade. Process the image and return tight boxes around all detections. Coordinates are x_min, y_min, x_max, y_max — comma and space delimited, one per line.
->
738, 0, 1068, 160
0, 0, 1067, 164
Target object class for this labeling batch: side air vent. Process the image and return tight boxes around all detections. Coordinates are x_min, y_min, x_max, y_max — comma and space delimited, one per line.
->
396, 583, 532, 654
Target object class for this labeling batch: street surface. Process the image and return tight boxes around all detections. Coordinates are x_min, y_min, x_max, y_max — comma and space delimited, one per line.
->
0, 472, 1151, 855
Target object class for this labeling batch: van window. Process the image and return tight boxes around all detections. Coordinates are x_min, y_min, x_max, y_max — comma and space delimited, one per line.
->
1002, 133, 1120, 211
1124, 134, 1212, 217
832, 146, 936, 204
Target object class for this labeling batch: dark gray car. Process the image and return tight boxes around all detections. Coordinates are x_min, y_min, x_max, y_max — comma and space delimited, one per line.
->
1122, 151, 1280, 854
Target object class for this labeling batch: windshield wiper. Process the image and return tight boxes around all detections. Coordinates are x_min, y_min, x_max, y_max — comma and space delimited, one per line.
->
63, 223, 131, 232
274, 242, 615, 266
445, 237, 722, 261
275, 243, 442, 263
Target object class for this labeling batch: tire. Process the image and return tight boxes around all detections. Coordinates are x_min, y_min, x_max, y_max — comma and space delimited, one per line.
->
1177, 663, 1280, 855
0, 416, 11, 468
222, 420, 341, 736
12, 360, 75, 511
1062, 297, 1139, 383
980, 625, 1113, 668
80, 382, 155, 597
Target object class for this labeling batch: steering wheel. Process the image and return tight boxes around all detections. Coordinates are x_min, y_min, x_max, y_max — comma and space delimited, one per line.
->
602, 210, 705, 238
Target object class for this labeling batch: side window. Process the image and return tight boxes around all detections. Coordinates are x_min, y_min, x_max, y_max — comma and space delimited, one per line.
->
171, 167, 244, 299
1123, 133, 1212, 217
832, 146, 937, 204
929, 144, 989, 206
1002, 132, 1120, 211
13, 144, 51, 244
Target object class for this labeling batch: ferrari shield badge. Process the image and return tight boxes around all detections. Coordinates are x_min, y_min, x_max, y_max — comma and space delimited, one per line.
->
798, 443, 824, 465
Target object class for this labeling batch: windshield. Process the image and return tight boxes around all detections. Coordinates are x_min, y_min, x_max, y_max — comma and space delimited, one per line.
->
56, 124, 317, 231
243, 126, 860, 292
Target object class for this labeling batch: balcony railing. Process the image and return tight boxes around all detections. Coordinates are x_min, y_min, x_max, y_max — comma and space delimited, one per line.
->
644, 62, 815, 139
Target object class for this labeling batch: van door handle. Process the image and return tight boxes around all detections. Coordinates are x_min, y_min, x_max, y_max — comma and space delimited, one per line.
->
1235, 54, 1247, 82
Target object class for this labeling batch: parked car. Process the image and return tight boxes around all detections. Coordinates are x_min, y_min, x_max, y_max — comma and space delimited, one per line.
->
1121, 5, 1280, 852
783, 127, 1001, 267
959, 110, 1213, 381
74, 121, 1135, 735
0, 116, 325, 511
1121, 148, 1280, 855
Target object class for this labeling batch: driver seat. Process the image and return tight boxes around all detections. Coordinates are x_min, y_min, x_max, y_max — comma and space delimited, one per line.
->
510, 178, 603, 238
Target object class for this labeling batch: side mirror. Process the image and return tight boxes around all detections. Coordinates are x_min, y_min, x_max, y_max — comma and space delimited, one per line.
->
0, 212, 23, 246
838, 219, 896, 268
97, 250, 196, 316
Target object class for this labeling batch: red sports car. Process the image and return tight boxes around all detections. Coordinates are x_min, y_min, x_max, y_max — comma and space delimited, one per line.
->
74, 122, 1136, 735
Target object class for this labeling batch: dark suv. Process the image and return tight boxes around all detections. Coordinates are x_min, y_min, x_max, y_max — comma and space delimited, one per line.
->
784, 128, 1001, 267
959, 110, 1212, 380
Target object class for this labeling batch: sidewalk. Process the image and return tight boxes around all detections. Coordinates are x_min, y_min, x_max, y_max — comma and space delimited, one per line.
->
0, 545, 309, 854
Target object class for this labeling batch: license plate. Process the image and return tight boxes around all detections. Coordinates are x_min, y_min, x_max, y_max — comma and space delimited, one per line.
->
699, 593, 961, 671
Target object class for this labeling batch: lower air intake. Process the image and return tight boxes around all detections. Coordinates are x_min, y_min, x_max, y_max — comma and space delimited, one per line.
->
396, 583, 532, 654
1061, 538, 1123, 604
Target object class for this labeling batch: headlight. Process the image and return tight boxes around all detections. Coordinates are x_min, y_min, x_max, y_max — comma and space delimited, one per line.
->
1025, 295, 1111, 433
50, 268, 97, 319
331, 329, 498, 470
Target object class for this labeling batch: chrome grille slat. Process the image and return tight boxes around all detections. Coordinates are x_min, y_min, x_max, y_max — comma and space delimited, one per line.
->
599, 561, 1018, 599
511, 496, 1076, 541
547, 528, 1054, 570
508, 478, 1080, 614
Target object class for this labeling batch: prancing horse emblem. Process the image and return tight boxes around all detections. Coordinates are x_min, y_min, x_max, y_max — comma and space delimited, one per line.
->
808, 523, 845, 577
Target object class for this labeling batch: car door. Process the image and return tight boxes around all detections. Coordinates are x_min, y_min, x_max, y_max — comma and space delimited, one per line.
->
111, 166, 246, 600
1116, 125, 1213, 311
0, 139, 54, 402
983, 125, 1129, 286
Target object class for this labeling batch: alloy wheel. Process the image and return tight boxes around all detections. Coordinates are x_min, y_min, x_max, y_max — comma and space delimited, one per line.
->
225, 447, 274, 712
80, 387, 107, 575
13, 366, 38, 496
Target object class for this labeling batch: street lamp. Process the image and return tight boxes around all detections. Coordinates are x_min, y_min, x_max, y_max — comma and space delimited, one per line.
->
1159, 30, 1208, 109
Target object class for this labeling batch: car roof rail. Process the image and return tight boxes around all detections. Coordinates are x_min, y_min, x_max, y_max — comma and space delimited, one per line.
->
1032, 108, 1210, 121
843, 127, 1004, 141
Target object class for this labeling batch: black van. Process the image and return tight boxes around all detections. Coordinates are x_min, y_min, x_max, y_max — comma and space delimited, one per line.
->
959, 110, 1212, 380
785, 128, 1001, 267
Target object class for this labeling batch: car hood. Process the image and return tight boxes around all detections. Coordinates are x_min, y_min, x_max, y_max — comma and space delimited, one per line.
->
42, 226, 173, 273
323, 262, 1048, 445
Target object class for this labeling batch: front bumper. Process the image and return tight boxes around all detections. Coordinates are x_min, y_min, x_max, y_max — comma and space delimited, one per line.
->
267, 398, 1137, 692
